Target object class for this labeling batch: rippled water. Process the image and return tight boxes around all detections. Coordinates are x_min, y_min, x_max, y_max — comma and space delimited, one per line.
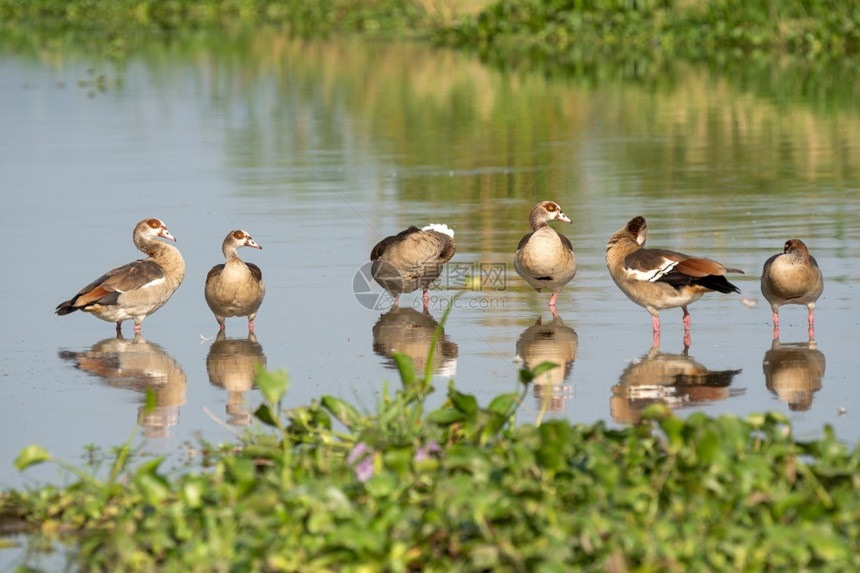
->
1, 35, 859, 500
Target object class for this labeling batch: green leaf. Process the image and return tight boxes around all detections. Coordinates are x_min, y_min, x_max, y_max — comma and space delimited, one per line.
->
254, 404, 278, 427
256, 368, 289, 406
392, 352, 417, 389
449, 389, 478, 416
487, 393, 517, 416
143, 387, 157, 413
15, 444, 52, 470
426, 408, 466, 425
321, 396, 361, 429
133, 458, 169, 504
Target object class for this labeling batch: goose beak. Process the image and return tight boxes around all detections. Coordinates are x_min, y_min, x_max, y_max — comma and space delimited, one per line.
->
160, 228, 177, 242
557, 212, 572, 224
247, 238, 262, 249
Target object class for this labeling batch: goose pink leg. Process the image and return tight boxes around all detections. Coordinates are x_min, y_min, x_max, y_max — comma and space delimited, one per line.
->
423, 289, 430, 309
651, 315, 661, 332
549, 292, 558, 308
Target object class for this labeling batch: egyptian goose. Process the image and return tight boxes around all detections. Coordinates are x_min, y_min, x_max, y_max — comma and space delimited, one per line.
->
611, 344, 742, 424
762, 339, 825, 411
60, 334, 188, 437
55, 218, 185, 333
205, 230, 265, 332
370, 224, 456, 308
514, 201, 577, 308
515, 314, 578, 412
207, 331, 267, 425
760, 239, 823, 336
372, 307, 458, 376
605, 216, 743, 339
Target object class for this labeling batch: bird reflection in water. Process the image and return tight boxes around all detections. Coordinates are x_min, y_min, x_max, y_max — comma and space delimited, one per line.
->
59, 333, 187, 437
206, 331, 267, 425
611, 340, 743, 424
515, 313, 578, 413
372, 307, 458, 377
763, 337, 825, 412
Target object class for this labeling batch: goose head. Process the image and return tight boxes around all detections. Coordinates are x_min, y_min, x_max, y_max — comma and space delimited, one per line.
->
529, 201, 571, 229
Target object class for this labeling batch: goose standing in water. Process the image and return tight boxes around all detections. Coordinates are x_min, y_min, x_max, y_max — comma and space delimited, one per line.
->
761, 239, 823, 338
205, 230, 265, 332
514, 201, 576, 309
370, 223, 456, 308
606, 216, 742, 343
56, 218, 185, 333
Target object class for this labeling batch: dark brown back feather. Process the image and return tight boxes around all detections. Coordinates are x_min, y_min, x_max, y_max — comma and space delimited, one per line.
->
370, 226, 422, 260
246, 262, 263, 281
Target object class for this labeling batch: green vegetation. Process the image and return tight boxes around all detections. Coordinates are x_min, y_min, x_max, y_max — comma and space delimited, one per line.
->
440, 0, 860, 58
2, 354, 859, 570
1, 0, 858, 58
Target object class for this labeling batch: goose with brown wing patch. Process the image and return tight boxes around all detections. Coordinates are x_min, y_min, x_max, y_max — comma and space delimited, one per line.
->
205, 230, 265, 332
55, 218, 186, 333
514, 201, 577, 309
370, 223, 456, 308
606, 216, 742, 340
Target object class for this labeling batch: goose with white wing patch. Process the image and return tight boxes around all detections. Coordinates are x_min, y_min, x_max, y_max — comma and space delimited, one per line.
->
55, 218, 186, 333
370, 223, 456, 308
606, 216, 743, 336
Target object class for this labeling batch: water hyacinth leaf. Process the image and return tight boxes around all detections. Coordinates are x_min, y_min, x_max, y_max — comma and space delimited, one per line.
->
321, 396, 361, 429
537, 420, 574, 471
224, 457, 257, 494
519, 361, 558, 385
426, 407, 466, 425
256, 368, 289, 406
382, 447, 412, 476
449, 389, 478, 416
486, 393, 518, 416
254, 404, 278, 427
366, 473, 397, 497
288, 405, 333, 433
181, 476, 209, 509
14, 445, 52, 471
133, 458, 169, 504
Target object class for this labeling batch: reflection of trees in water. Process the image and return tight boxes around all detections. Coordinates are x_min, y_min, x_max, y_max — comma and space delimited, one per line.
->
372, 307, 458, 377
206, 331, 267, 426
611, 344, 744, 425
59, 334, 187, 438
763, 338, 825, 412
515, 314, 578, 413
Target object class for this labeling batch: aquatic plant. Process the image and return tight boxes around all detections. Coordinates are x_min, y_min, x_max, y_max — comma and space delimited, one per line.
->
2, 349, 859, 570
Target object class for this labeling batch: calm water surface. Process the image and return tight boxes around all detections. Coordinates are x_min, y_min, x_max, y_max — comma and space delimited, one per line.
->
1, 35, 859, 500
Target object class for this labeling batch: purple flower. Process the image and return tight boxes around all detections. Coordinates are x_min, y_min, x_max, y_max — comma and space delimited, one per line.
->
348, 442, 374, 482
347, 442, 369, 464
354, 456, 374, 482
414, 440, 441, 462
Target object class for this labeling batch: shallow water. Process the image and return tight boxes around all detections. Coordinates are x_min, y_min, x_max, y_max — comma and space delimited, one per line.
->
1, 34, 859, 502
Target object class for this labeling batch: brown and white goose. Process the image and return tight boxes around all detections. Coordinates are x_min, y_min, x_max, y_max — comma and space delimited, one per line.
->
205, 230, 265, 332
606, 216, 743, 338
56, 218, 185, 333
370, 223, 456, 308
514, 201, 576, 308
761, 239, 823, 336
